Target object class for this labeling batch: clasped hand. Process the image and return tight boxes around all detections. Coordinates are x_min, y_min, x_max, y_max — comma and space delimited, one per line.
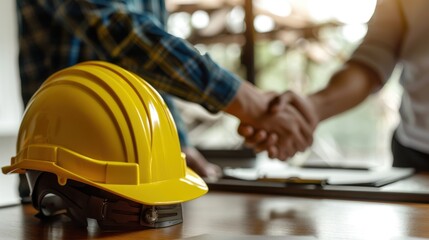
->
238, 91, 318, 161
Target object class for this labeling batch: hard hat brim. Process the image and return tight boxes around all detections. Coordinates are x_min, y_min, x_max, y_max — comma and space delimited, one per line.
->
94, 167, 209, 205
3, 161, 208, 205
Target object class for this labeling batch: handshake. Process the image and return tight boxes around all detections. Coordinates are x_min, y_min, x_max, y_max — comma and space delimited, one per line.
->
226, 81, 320, 161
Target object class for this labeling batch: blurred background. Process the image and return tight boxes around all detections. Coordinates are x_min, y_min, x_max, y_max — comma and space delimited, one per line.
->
0, 0, 401, 203
0, 0, 21, 205
166, 0, 401, 168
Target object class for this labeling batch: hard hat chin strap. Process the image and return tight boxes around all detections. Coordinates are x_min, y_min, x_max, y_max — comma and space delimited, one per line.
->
27, 171, 183, 230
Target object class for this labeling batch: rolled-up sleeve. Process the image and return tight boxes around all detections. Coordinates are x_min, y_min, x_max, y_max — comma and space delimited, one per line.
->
350, 0, 405, 84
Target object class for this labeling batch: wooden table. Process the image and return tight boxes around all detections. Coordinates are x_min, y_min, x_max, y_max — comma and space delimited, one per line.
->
2, 189, 429, 240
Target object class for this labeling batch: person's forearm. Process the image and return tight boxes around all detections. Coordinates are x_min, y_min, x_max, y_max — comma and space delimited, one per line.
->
309, 62, 382, 121
223, 81, 269, 123
43, 1, 240, 112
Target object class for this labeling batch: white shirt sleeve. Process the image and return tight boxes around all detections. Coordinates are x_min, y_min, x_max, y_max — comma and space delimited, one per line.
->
350, 0, 405, 84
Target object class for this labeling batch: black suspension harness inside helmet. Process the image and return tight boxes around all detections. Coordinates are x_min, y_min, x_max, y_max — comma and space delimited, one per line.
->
26, 171, 183, 230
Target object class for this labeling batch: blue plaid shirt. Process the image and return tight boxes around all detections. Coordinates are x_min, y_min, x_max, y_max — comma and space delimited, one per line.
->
17, 0, 241, 146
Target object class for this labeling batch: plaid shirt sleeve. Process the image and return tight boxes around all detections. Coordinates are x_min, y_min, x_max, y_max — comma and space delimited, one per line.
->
42, 0, 241, 113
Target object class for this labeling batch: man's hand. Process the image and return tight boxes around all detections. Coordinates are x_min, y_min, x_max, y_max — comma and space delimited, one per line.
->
237, 91, 319, 160
182, 146, 222, 180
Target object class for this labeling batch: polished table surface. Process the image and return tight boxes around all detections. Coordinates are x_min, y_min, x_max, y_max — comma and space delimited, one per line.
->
2, 189, 429, 240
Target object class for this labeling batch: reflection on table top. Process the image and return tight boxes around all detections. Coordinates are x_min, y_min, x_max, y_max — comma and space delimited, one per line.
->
2, 189, 429, 240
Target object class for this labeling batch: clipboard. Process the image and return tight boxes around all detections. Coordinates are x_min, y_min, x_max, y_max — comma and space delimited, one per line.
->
222, 167, 415, 187
204, 167, 429, 203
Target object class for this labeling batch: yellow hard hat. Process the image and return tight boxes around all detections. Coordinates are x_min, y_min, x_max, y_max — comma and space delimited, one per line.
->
2, 61, 208, 206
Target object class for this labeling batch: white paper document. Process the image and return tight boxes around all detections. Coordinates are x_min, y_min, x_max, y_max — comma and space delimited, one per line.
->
224, 166, 414, 187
